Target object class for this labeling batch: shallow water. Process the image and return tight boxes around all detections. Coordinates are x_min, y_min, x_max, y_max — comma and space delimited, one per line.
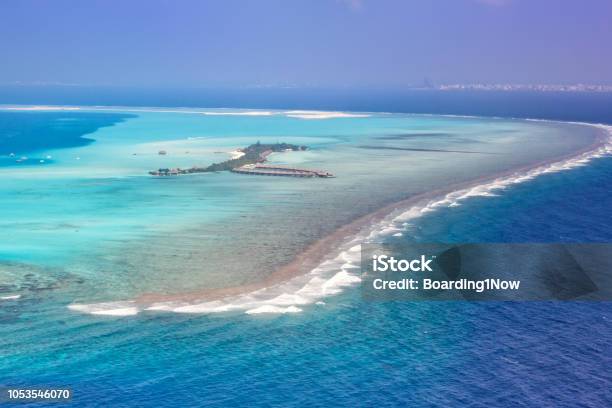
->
0, 108, 602, 304
0, 107, 610, 407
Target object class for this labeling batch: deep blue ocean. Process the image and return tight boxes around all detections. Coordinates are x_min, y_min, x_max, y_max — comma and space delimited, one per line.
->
0, 111, 134, 154
1, 91, 611, 407
0, 111, 133, 167
6, 156, 608, 407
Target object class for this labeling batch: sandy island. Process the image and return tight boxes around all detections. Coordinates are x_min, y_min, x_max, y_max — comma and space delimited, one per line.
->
228, 149, 245, 159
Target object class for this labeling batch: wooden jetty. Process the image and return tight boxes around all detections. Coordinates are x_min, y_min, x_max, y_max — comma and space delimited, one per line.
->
231, 164, 334, 178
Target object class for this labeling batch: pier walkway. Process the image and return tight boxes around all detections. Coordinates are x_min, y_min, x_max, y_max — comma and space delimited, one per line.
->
231, 164, 334, 178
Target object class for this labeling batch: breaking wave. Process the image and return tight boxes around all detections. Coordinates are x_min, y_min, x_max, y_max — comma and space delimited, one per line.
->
67, 124, 611, 317
1, 294, 21, 301
284, 110, 370, 119
375, 124, 611, 235
68, 301, 140, 316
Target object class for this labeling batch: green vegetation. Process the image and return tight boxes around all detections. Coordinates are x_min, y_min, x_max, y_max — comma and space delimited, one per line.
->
149, 142, 307, 176
203, 142, 306, 172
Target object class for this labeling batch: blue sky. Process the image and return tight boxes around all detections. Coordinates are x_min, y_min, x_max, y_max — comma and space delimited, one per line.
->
1, 0, 611, 87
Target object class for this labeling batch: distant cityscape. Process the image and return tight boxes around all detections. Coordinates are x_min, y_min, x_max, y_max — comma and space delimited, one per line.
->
436, 83, 612, 92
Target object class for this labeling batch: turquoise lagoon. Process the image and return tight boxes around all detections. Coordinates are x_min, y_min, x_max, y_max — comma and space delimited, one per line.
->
0, 107, 607, 313
1, 107, 611, 407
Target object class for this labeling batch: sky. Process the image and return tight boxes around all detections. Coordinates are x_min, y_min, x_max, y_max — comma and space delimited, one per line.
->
0, 0, 611, 88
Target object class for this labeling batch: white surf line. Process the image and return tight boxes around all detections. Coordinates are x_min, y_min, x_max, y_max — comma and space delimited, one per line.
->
284, 110, 371, 119
1, 294, 21, 301
1, 106, 82, 111
0, 105, 450, 118
201, 111, 274, 116
67, 123, 611, 317
0, 104, 376, 119
371, 124, 612, 238
68, 301, 139, 316
245, 305, 303, 315
1, 104, 608, 128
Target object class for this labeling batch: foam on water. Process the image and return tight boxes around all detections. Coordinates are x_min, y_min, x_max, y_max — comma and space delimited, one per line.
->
245, 305, 303, 314
1, 105, 373, 120
3, 106, 82, 111
373, 124, 612, 236
66, 123, 611, 317
1, 294, 21, 301
284, 110, 371, 119
201, 111, 274, 116
68, 245, 363, 316
152, 251, 362, 315
68, 301, 140, 316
